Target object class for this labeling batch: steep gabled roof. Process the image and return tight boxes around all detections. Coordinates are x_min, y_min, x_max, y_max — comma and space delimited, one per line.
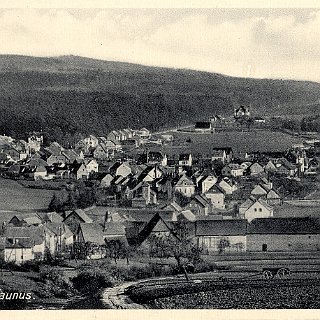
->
192, 194, 211, 207
251, 183, 270, 195
79, 223, 104, 244
5, 238, 34, 248
65, 209, 93, 223
8, 213, 42, 226
206, 184, 225, 194
179, 153, 191, 161
267, 189, 281, 199
27, 158, 49, 167
103, 221, 126, 236
178, 210, 196, 222
160, 201, 182, 212
4, 226, 45, 245
239, 196, 256, 210
175, 174, 194, 187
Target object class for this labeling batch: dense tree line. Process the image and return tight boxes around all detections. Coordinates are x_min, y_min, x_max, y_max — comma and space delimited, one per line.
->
270, 115, 320, 133
2, 55, 320, 145
48, 180, 99, 212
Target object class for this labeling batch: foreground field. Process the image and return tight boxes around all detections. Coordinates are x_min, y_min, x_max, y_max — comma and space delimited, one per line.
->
149, 281, 320, 309
127, 262, 320, 309
0, 177, 54, 211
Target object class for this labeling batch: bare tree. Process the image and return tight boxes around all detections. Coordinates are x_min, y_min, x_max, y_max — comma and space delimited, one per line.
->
148, 221, 202, 280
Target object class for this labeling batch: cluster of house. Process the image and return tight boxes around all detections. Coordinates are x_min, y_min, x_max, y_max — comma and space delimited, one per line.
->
194, 107, 266, 133
1, 204, 319, 264
0, 128, 151, 180
0, 211, 73, 264
1, 126, 320, 263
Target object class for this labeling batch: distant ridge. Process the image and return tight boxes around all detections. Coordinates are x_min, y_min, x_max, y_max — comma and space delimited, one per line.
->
0, 54, 320, 141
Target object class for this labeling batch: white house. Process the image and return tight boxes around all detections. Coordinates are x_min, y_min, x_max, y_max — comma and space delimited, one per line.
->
84, 159, 99, 173
239, 197, 273, 222
179, 154, 193, 167
205, 185, 225, 209
218, 178, 237, 194
83, 135, 99, 149
174, 174, 195, 197
201, 175, 218, 193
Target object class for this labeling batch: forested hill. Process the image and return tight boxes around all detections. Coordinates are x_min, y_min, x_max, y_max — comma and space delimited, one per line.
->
1, 54, 320, 143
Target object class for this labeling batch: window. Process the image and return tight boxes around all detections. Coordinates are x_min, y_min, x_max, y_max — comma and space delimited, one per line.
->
254, 208, 257, 212
259, 208, 262, 212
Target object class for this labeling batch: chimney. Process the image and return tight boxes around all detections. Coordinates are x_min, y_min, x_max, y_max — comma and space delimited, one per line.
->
142, 184, 151, 204
104, 211, 111, 230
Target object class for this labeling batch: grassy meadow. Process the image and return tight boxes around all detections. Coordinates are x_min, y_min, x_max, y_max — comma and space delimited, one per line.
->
0, 177, 54, 211
151, 129, 304, 157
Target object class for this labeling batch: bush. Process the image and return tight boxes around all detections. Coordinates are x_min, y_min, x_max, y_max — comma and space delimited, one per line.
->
72, 270, 114, 294
108, 264, 136, 282
39, 267, 64, 285
20, 260, 42, 272
193, 260, 217, 273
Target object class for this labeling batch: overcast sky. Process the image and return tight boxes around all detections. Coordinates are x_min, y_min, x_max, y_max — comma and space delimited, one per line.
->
1, 8, 320, 82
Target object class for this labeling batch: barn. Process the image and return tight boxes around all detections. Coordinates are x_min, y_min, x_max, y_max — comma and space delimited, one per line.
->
247, 217, 320, 252
195, 122, 212, 133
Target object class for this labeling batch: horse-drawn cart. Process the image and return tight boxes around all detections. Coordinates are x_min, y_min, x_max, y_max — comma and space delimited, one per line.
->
262, 267, 291, 279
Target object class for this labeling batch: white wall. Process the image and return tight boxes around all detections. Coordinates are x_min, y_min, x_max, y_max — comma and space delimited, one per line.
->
247, 234, 320, 252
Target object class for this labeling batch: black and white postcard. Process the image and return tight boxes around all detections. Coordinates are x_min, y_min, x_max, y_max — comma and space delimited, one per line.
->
0, 1, 319, 319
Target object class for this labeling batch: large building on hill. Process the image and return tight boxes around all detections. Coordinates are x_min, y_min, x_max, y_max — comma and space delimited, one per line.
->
195, 121, 213, 133
234, 106, 250, 119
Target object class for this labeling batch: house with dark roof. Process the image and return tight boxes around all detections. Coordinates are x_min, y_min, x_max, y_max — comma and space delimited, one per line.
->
178, 153, 193, 167
184, 194, 212, 216
74, 163, 89, 180
195, 219, 247, 253
239, 196, 273, 222
109, 162, 132, 178
211, 148, 233, 163
75, 209, 127, 259
138, 151, 164, 165
138, 165, 163, 182
218, 177, 237, 195
251, 183, 282, 206
247, 217, 320, 252
174, 174, 195, 197
62, 149, 83, 163
205, 185, 225, 209
222, 163, 244, 177
195, 121, 212, 133
200, 174, 218, 193
3, 237, 34, 264
234, 106, 250, 119
131, 182, 158, 208
8, 214, 42, 227
249, 162, 265, 176
64, 209, 93, 234
3, 225, 47, 262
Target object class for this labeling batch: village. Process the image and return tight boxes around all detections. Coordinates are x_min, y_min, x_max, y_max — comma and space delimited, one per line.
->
0, 106, 320, 265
